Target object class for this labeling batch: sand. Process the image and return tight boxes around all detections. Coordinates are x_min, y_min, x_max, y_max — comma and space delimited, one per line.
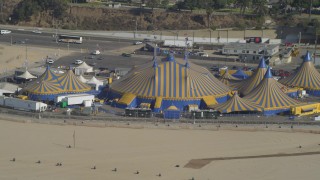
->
0, 119, 320, 180
0, 44, 73, 75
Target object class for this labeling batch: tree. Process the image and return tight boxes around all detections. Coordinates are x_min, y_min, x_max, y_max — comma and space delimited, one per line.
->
161, 0, 169, 9
236, 0, 251, 15
147, 0, 160, 10
214, 0, 229, 9
252, 0, 268, 16
184, 0, 197, 12
176, 1, 185, 11
206, 7, 214, 28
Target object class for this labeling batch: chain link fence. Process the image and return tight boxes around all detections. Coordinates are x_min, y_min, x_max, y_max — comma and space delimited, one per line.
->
0, 107, 320, 127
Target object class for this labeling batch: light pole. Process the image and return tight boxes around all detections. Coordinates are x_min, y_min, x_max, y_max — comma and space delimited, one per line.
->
208, 29, 212, 43
25, 39, 29, 67
176, 31, 179, 40
133, 19, 137, 39
227, 30, 229, 43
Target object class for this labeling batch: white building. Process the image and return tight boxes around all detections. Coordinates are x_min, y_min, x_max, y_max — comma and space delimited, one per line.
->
222, 43, 279, 62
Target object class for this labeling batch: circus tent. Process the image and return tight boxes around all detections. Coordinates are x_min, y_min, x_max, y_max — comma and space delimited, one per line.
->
109, 54, 232, 111
57, 69, 91, 93
243, 67, 300, 115
279, 51, 320, 96
25, 80, 64, 101
233, 58, 267, 96
218, 70, 240, 86
232, 69, 249, 79
209, 93, 263, 113
24, 66, 92, 101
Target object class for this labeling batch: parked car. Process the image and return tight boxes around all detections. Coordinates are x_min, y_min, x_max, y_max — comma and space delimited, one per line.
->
133, 41, 143, 45
89, 62, 97, 66
32, 30, 42, 34
143, 38, 151, 42
210, 66, 220, 72
46, 59, 54, 64
220, 66, 228, 70
74, 60, 83, 65
122, 53, 132, 57
199, 52, 209, 57
92, 50, 100, 55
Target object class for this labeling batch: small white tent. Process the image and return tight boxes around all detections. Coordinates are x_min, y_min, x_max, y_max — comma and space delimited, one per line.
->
74, 62, 93, 75
16, 70, 37, 80
87, 76, 103, 91
78, 75, 88, 83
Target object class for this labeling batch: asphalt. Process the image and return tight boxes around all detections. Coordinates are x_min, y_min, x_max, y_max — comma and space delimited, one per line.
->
0, 30, 132, 51
54, 54, 152, 69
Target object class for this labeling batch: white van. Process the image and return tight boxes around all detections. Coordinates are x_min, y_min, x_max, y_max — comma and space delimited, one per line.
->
92, 50, 101, 55
0, 30, 11, 35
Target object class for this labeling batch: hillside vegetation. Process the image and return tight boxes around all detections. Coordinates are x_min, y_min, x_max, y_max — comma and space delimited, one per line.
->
0, 0, 317, 31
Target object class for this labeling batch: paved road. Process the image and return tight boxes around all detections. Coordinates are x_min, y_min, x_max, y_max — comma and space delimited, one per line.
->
0, 30, 133, 51
54, 54, 152, 69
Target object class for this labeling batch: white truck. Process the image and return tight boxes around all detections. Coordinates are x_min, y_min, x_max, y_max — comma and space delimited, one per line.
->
55, 94, 94, 106
1, 30, 11, 35
0, 96, 47, 112
163, 40, 193, 47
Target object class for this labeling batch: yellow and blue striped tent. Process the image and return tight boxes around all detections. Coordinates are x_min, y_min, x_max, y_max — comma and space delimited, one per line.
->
232, 58, 267, 96
25, 80, 64, 95
218, 70, 241, 86
244, 67, 300, 112
38, 66, 61, 86
209, 93, 263, 113
279, 51, 320, 91
110, 56, 231, 99
57, 70, 91, 93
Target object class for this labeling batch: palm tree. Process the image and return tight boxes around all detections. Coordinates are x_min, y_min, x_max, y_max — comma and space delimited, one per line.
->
206, 7, 214, 28
237, 0, 251, 15
252, 0, 268, 16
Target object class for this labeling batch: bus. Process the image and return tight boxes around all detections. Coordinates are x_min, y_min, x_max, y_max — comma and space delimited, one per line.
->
58, 35, 83, 44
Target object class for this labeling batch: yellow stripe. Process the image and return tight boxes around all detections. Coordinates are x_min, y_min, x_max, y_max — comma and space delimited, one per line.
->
155, 68, 158, 96
166, 63, 169, 97
160, 64, 164, 96
176, 64, 180, 98
171, 62, 174, 97
182, 68, 185, 97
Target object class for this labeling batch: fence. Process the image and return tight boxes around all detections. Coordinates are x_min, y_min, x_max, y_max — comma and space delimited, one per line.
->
0, 107, 319, 126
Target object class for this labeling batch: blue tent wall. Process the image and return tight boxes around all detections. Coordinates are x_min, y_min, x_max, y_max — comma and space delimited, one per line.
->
28, 94, 62, 102
286, 91, 298, 98
263, 109, 290, 116
307, 90, 320, 96
108, 91, 229, 112
164, 110, 180, 119
216, 95, 229, 103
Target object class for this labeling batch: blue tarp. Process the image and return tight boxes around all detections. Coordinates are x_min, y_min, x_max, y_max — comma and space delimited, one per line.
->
232, 69, 249, 79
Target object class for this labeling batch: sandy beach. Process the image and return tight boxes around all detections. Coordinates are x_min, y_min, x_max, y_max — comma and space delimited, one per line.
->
0, 119, 320, 180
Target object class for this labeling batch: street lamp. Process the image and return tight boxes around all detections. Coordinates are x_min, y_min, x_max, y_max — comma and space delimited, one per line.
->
208, 29, 212, 43
24, 39, 29, 67
132, 19, 138, 39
